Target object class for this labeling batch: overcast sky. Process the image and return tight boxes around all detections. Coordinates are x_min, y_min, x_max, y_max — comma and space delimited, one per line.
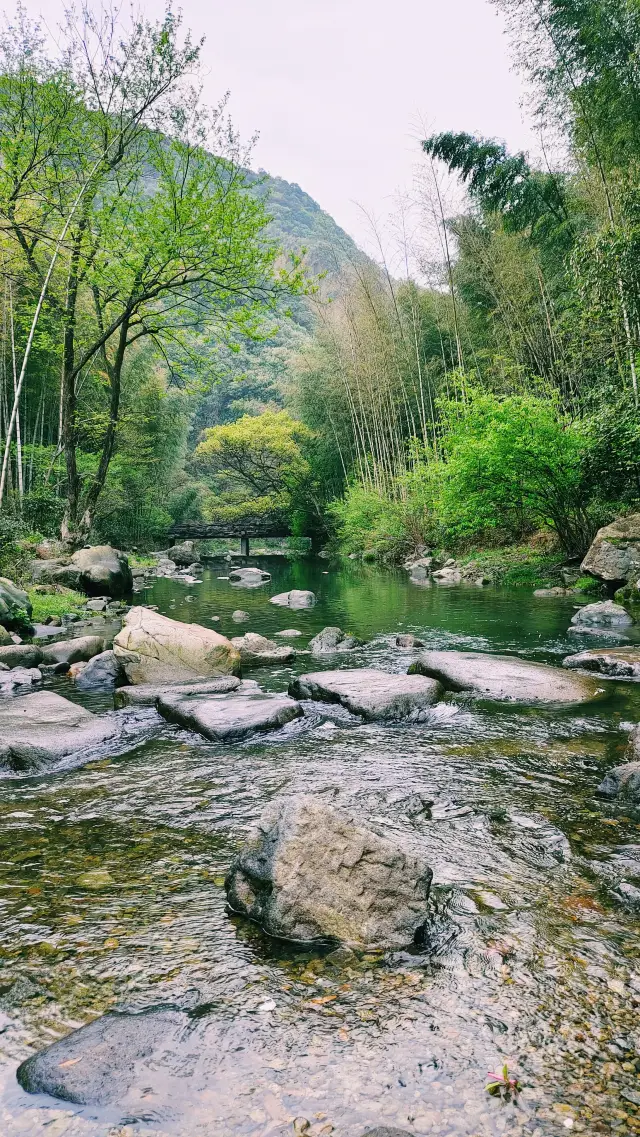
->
35, 0, 536, 255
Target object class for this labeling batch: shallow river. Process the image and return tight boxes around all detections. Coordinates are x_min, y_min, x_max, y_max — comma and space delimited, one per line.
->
1, 558, 640, 1137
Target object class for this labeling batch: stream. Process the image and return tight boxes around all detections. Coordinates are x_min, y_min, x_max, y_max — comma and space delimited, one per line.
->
1, 557, 640, 1137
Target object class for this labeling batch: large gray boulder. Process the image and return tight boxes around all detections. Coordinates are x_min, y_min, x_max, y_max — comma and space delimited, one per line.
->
308, 626, 363, 654
409, 650, 606, 704
0, 577, 31, 629
225, 794, 433, 948
70, 650, 125, 690
230, 632, 295, 667
290, 669, 442, 721
158, 688, 302, 741
269, 589, 315, 609
581, 513, 640, 584
31, 546, 132, 598
114, 674, 242, 708
71, 545, 132, 597
17, 1006, 187, 1105
563, 646, 640, 679
40, 635, 105, 669
0, 691, 117, 772
113, 607, 240, 683
167, 540, 198, 567
570, 601, 634, 628
0, 644, 43, 669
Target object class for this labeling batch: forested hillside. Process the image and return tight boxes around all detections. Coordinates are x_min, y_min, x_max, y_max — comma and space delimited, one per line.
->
2, 0, 639, 575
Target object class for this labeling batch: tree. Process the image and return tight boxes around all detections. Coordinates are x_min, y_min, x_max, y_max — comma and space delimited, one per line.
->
193, 410, 317, 526
0, 3, 302, 544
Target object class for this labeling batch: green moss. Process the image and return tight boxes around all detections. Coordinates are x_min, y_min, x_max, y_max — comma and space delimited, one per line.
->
457, 545, 565, 588
28, 587, 86, 623
574, 575, 604, 595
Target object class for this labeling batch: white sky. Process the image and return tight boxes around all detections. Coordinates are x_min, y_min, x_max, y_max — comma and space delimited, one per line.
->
34, 0, 537, 256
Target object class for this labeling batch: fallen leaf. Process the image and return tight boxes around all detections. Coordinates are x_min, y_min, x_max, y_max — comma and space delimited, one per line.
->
58, 1057, 82, 1068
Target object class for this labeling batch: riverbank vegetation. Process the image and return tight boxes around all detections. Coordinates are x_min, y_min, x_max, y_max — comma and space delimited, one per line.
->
1, 0, 639, 572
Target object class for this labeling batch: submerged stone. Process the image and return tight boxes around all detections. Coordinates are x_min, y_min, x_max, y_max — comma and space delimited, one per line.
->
395, 634, 426, 648
71, 650, 125, 690
289, 669, 442, 721
0, 666, 42, 693
17, 1006, 187, 1105
597, 728, 640, 803
0, 691, 118, 772
308, 626, 363, 654
230, 632, 296, 667
409, 650, 606, 704
225, 794, 433, 949
596, 763, 640, 803
157, 689, 302, 741
269, 589, 316, 609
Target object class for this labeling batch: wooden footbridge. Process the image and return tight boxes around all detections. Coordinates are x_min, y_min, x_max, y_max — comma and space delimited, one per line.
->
168, 520, 294, 557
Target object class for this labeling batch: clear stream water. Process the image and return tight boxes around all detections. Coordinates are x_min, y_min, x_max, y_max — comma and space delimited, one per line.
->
1, 558, 640, 1137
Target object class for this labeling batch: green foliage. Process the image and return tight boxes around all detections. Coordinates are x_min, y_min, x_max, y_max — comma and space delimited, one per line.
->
328, 480, 439, 560
194, 410, 320, 533
435, 390, 595, 555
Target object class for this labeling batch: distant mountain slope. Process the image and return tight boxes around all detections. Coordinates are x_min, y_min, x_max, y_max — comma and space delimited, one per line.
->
189, 170, 374, 438
254, 172, 370, 281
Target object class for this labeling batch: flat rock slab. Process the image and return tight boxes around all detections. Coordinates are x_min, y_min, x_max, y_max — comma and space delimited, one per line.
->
17, 1007, 187, 1105
289, 669, 442, 721
225, 794, 433, 948
0, 691, 118, 772
0, 667, 42, 693
408, 651, 606, 704
563, 647, 640, 679
157, 690, 303, 741
114, 674, 242, 708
